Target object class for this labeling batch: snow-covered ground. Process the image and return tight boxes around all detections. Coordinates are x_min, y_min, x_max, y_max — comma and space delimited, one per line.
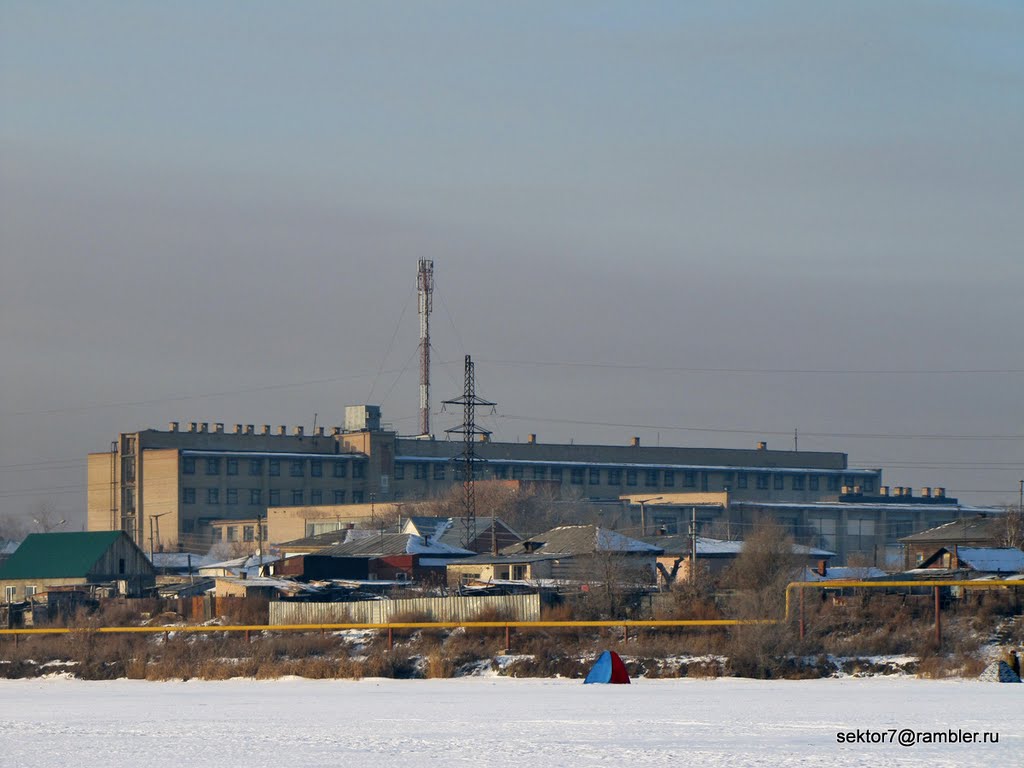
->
0, 677, 1019, 767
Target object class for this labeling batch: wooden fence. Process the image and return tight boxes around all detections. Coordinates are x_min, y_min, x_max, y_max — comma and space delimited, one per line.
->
269, 593, 541, 625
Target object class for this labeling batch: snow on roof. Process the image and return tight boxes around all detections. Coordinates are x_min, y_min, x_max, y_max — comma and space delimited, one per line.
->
955, 548, 1024, 573
733, 501, 1000, 514
181, 450, 363, 459
148, 552, 218, 569
317, 533, 473, 558
502, 525, 660, 556
644, 535, 833, 558
396, 456, 878, 475
799, 566, 888, 582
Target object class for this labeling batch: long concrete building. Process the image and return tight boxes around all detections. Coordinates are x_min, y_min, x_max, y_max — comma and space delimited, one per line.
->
87, 404, 984, 562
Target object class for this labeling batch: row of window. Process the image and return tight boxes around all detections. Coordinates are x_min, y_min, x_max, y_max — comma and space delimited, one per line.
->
212, 524, 268, 543
428, 464, 873, 492
182, 488, 365, 506
182, 456, 365, 479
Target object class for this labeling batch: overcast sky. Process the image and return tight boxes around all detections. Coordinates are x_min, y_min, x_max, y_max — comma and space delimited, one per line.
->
1, 2, 1022, 528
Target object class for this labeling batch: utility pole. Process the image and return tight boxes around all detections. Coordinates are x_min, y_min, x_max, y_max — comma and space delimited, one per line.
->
690, 506, 698, 583
635, 496, 663, 537
417, 259, 434, 438
443, 355, 496, 549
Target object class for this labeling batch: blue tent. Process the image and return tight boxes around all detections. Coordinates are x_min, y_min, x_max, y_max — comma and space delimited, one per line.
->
584, 650, 631, 684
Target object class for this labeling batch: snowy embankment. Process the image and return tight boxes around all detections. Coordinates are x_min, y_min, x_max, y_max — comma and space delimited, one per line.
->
0, 677, 1019, 768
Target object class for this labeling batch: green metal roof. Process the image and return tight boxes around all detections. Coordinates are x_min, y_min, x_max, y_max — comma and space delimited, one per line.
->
0, 531, 124, 580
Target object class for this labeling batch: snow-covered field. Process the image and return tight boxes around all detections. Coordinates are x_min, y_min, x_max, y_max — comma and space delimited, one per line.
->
0, 677, 1019, 767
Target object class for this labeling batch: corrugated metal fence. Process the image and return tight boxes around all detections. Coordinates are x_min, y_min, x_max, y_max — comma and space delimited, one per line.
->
270, 594, 541, 625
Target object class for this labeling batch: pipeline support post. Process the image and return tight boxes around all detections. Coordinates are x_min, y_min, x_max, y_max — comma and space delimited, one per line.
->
504, 624, 511, 654
799, 586, 805, 642
387, 626, 393, 651
934, 586, 941, 648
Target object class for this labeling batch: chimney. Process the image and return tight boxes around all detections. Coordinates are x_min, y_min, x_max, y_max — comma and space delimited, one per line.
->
332, 427, 342, 436
757, 441, 767, 450
880, 486, 889, 496
479, 433, 490, 442
214, 423, 224, 434
315, 426, 325, 437
261, 425, 271, 435
817, 560, 827, 577
935, 487, 945, 498
233, 424, 243, 434
188, 422, 197, 433
853, 485, 863, 495
904, 487, 913, 497
199, 422, 209, 433
527, 434, 536, 444
277, 425, 287, 435
294, 426, 304, 437
921, 487, 932, 498
245, 425, 255, 435
168, 421, 179, 432
631, 436, 640, 447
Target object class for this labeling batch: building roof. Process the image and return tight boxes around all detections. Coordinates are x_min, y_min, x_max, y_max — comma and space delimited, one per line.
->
0, 531, 126, 580
899, 514, 1007, 544
278, 529, 359, 550
402, 516, 521, 548
501, 525, 661, 557
734, 501, 1001, 515
317, 533, 473, 558
941, 547, 1024, 573
798, 566, 889, 582
642, 535, 834, 559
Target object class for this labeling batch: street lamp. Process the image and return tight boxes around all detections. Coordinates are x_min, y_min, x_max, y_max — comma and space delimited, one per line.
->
635, 496, 663, 537
33, 518, 66, 533
148, 511, 172, 561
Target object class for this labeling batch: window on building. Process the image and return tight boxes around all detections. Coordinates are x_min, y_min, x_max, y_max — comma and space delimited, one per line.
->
645, 470, 658, 487
249, 459, 263, 476
570, 468, 585, 485
512, 466, 524, 480
683, 471, 696, 488
863, 478, 875, 493
394, 463, 406, 480
182, 519, 195, 533
182, 487, 197, 504
887, 519, 914, 541
352, 462, 366, 479
269, 489, 280, 505
433, 464, 445, 480
226, 526, 237, 542
352, 491, 364, 504
792, 475, 805, 491
226, 488, 238, 505
626, 469, 638, 486
206, 458, 220, 475
493, 464, 508, 479
608, 469, 622, 485
756, 473, 769, 490
226, 458, 238, 476
827, 476, 839, 491
700, 473, 709, 492
207, 488, 220, 504
721, 471, 734, 484
773, 474, 784, 490
269, 460, 280, 477
183, 457, 196, 475
530, 466, 544, 480
588, 467, 601, 485
292, 490, 303, 505
311, 489, 322, 505
663, 470, 675, 487
243, 526, 254, 542
249, 489, 261, 505
213, 528, 223, 542
290, 460, 304, 477
310, 460, 322, 478
24, 585, 37, 598
550, 467, 563, 483
333, 490, 345, 504
333, 461, 347, 478
414, 464, 427, 480
737, 472, 748, 489
847, 518, 875, 552
4, 586, 16, 602
808, 475, 819, 491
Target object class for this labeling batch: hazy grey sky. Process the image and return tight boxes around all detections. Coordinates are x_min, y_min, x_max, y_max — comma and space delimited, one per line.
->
2, 2, 1022, 527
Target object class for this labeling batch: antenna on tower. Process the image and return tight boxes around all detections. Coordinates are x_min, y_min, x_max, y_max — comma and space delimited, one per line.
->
443, 355, 496, 550
417, 259, 434, 438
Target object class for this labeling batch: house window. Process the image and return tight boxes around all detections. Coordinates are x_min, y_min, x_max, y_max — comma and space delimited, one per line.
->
24, 585, 37, 598
182, 457, 196, 475
290, 460, 304, 478
394, 463, 405, 480
249, 459, 263, 476
433, 464, 445, 480
182, 519, 195, 533
207, 488, 220, 504
333, 490, 346, 504
352, 462, 366, 479
773, 474, 784, 490
792, 475, 805, 491
663, 470, 675, 487
808, 475, 819, 491
292, 490, 303, 505
607, 469, 622, 485
213, 528, 223, 542
550, 467, 563, 483
737, 472, 748, 489
333, 461, 347, 478
250, 489, 261, 505
512, 466, 524, 480
847, 518, 875, 552
269, 489, 281, 505
226, 458, 238, 476
626, 470, 637, 486
414, 464, 427, 480
352, 491, 364, 503
226, 488, 238, 505
756, 473, 769, 490
888, 519, 914, 541
183, 488, 196, 504
4, 586, 15, 602
243, 526, 254, 542
533, 466, 546, 480
683, 471, 696, 488
863, 478, 875, 493
311, 489, 322, 505
511, 565, 527, 580
645, 470, 658, 487
226, 527, 237, 542
118, 558, 125, 575
311, 460, 323, 478
205, 458, 220, 475
564, 467, 581, 485
269, 460, 280, 477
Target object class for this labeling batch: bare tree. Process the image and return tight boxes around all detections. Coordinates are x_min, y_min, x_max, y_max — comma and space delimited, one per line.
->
1001, 505, 1024, 550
